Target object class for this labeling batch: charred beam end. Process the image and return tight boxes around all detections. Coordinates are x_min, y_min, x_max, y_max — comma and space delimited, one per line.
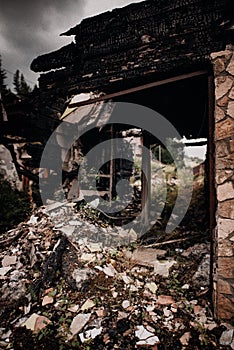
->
30, 42, 76, 73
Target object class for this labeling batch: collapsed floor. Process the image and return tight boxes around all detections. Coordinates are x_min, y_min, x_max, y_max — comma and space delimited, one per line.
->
0, 192, 233, 350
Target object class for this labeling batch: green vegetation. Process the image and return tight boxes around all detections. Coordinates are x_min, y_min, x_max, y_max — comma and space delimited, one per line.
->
0, 175, 31, 234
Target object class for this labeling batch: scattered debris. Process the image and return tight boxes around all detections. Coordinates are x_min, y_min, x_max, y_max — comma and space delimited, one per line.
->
220, 329, 234, 346
69, 313, 92, 339
154, 259, 177, 277
1, 255, 17, 267
180, 331, 191, 346
0, 205, 232, 349
135, 325, 159, 346
22, 313, 51, 332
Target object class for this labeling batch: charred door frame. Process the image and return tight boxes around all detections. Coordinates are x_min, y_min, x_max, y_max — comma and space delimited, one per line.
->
70, 69, 216, 294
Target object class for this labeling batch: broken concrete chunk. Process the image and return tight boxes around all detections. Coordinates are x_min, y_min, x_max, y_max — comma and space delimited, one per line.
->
69, 220, 82, 226
69, 313, 91, 339
220, 329, 234, 346
60, 225, 75, 237
79, 327, 103, 343
131, 248, 157, 267
81, 299, 95, 311
80, 253, 96, 262
156, 295, 175, 305
182, 284, 190, 290
102, 263, 117, 277
122, 275, 134, 285
87, 243, 103, 253
135, 325, 159, 346
68, 305, 79, 313
2, 255, 17, 267
180, 332, 191, 346
27, 215, 38, 225
154, 260, 176, 277
122, 300, 130, 309
72, 268, 94, 289
128, 228, 138, 241
34, 316, 51, 331
0, 266, 12, 276
145, 282, 158, 294
42, 295, 54, 306
22, 313, 51, 332
22, 314, 38, 331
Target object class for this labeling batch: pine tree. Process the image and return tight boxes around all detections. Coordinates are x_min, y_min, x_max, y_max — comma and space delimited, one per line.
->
13, 69, 20, 95
0, 56, 7, 95
13, 70, 32, 98
20, 73, 31, 96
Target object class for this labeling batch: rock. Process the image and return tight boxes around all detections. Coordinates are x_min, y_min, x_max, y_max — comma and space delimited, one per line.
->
180, 332, 191, 346
34, 316, 51, 331
227, 101, 234, 119
135, 325, 159, 346
213, 58, 226, 74
112, 291, 118, 298
211, 50, 233, 61
96, 308, 105, 317
217, 182, 234, 202
2, 255, 17, 267
145, 282, 158, 293
79, 327, 103, 342
192, 254, 210, 288
218, 218, 234, 239
131, 248, 157, 267
122, 300, 130, 309
193, 305, 203, 315
215, 76, 233, 100
128, 228, 138, 242
220, 329, 234, 346
72, 268, 94, 289
102, 263, 117, 277
154, 260, 176, 277
68, 305, 79, 313
122, 275, 134, 284
60, 225, 75, 237
88, 243, 103, 253
163, 307, 172, 317
81, 299, 95, 311
156, 295, 175, 305
42, 295, 54, 306
27, 215, 38, 225
227, 54, 234, 75
69, 313, 91, 339
218, 199, 234, 220
0, 267, 11, 276
215, 118, 234, 141
182, 284, 190, 290
80, 253, 96, 262
22, 313, 51, 332
69, 220, 82, 226
204, 323, 218, 331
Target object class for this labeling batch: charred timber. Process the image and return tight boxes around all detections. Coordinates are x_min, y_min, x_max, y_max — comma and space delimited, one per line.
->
30, 0, 229, 94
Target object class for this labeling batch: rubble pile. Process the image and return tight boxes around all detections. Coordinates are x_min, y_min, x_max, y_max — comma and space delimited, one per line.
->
0, 204, 233, 349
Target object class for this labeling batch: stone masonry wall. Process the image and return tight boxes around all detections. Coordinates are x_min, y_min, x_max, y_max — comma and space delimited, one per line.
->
211, 45, 234, 320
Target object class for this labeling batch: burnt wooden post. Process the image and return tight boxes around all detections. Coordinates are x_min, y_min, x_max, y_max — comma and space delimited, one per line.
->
141, 131, 151, 226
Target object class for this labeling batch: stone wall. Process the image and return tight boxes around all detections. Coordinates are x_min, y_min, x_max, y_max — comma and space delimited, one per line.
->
211, 45, 234, 320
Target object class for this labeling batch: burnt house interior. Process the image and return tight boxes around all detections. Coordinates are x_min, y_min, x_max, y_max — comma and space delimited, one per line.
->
0, 0, 230, 240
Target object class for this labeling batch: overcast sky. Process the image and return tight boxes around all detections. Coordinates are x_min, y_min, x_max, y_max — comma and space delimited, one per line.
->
0, 0, 144, 90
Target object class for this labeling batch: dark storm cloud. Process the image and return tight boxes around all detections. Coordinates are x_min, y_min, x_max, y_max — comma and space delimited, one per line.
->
0, 0, 86, 87
0, 0, 143, 88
